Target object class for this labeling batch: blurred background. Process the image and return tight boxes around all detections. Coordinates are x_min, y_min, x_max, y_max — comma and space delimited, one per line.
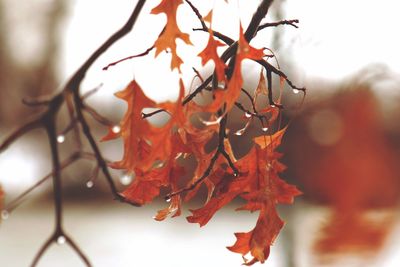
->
1, 0, 400, 266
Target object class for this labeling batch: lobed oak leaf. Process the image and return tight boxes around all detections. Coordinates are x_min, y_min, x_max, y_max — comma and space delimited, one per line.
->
187, 166, 248, 226
203, 25, 264, 113
142, 80, 192, 170
225, 128, 300, 265
121, 165, 170, 205
151, 0, 192, 71
102, 80, 156, 173
187, 190, 238, 227
122, 138, 185, 208
228, 204, 282, 265
198, 31, 226, 82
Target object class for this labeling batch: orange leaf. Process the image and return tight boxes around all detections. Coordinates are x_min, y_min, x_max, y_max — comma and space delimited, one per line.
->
151, 0, 192, 71
254, 126, 288, 150
203, 25, 264, 113
198, 31, 226, 82
228, 204, 282, 265
225, 129, 300, 265
102, 80, 156, 173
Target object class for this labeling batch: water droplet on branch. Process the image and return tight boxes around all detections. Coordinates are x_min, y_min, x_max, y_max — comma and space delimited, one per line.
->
57, 235, 66, 245
86, 181, 94, 188
120, 174, 132, 186
293, 89, 300, 94
234, 129, 245, 136
245, 112, 252, 118
57, 135, 65, 144
112, 125, 121, 134
262, 127, 269, 132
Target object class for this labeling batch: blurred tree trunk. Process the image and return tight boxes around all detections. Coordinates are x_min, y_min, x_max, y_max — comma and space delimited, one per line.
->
0, 0, 67, 125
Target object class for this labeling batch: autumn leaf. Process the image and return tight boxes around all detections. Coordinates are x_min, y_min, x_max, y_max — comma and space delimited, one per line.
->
203, 9, 213, 24
186, 126, 301, 265
121, 133, 186, 209
228, 128, 300, 265
198, 31, 226, 82
102, 80, 156, 173
254, 126, 287, 150
203, 25, 264, 113
197, 9, 226, 82
151, 0, 192, 71
187, 169, 246, 226
142, 80, 192, 170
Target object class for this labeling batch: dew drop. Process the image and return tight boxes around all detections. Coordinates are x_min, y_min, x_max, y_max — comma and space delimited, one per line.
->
120, 174, 132, 186
112, 125, 121, 134
234, 129, 245, 136
1, 210, 9, 220
57, 235, 66, 245
262, 127, 269, 132
174, 153, 183, 160
56, 135, 65, 144
200, 116, 223, 126
293, 89, 300, 94
217, 81, 225, 89
165, 197, 171, 203
86, 181, 94, 188
270, 104, 276, 108
245, 112, 252, 118
233, 172, 239, 177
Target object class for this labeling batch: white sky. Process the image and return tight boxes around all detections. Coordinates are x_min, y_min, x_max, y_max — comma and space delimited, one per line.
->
62, 0, 400, 101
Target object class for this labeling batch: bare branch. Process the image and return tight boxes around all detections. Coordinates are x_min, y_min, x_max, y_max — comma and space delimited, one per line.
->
103, 45, 155, 71
4, 151, 94, 213
0, 118, 42, 152
30, 235, 53, 267
83, 103, 114, 127
65, 0, 146, 92
244, 0, 274, 41
141, 109, 167, 119
258, 19, 299, 31
182, 75, 213, 105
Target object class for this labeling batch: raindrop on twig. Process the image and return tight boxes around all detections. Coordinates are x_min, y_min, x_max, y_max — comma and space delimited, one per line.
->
57, 135, 65, 144
112, 125, 121, 134
57, 235, 66, 245
86, 181, 94, 188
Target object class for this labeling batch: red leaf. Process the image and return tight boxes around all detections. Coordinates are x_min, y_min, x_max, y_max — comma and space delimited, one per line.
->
203, 25, 264, 113
151, 0, 192, 71
101, 80, 156, 173
198, 31, 226, 82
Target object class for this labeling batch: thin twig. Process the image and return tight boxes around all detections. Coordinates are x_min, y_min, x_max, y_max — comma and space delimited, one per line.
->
103, 45, 155, 71
141, 109, 167, 119
182, 75, 213, 105
0, 118, 42, 152
5, 151, 95, 213
258, 19, 299, 31
83, 103, 114, 127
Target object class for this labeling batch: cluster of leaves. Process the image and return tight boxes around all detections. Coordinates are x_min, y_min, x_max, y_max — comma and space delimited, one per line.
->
101, 0, 303, 265
0, 0, 304, 266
